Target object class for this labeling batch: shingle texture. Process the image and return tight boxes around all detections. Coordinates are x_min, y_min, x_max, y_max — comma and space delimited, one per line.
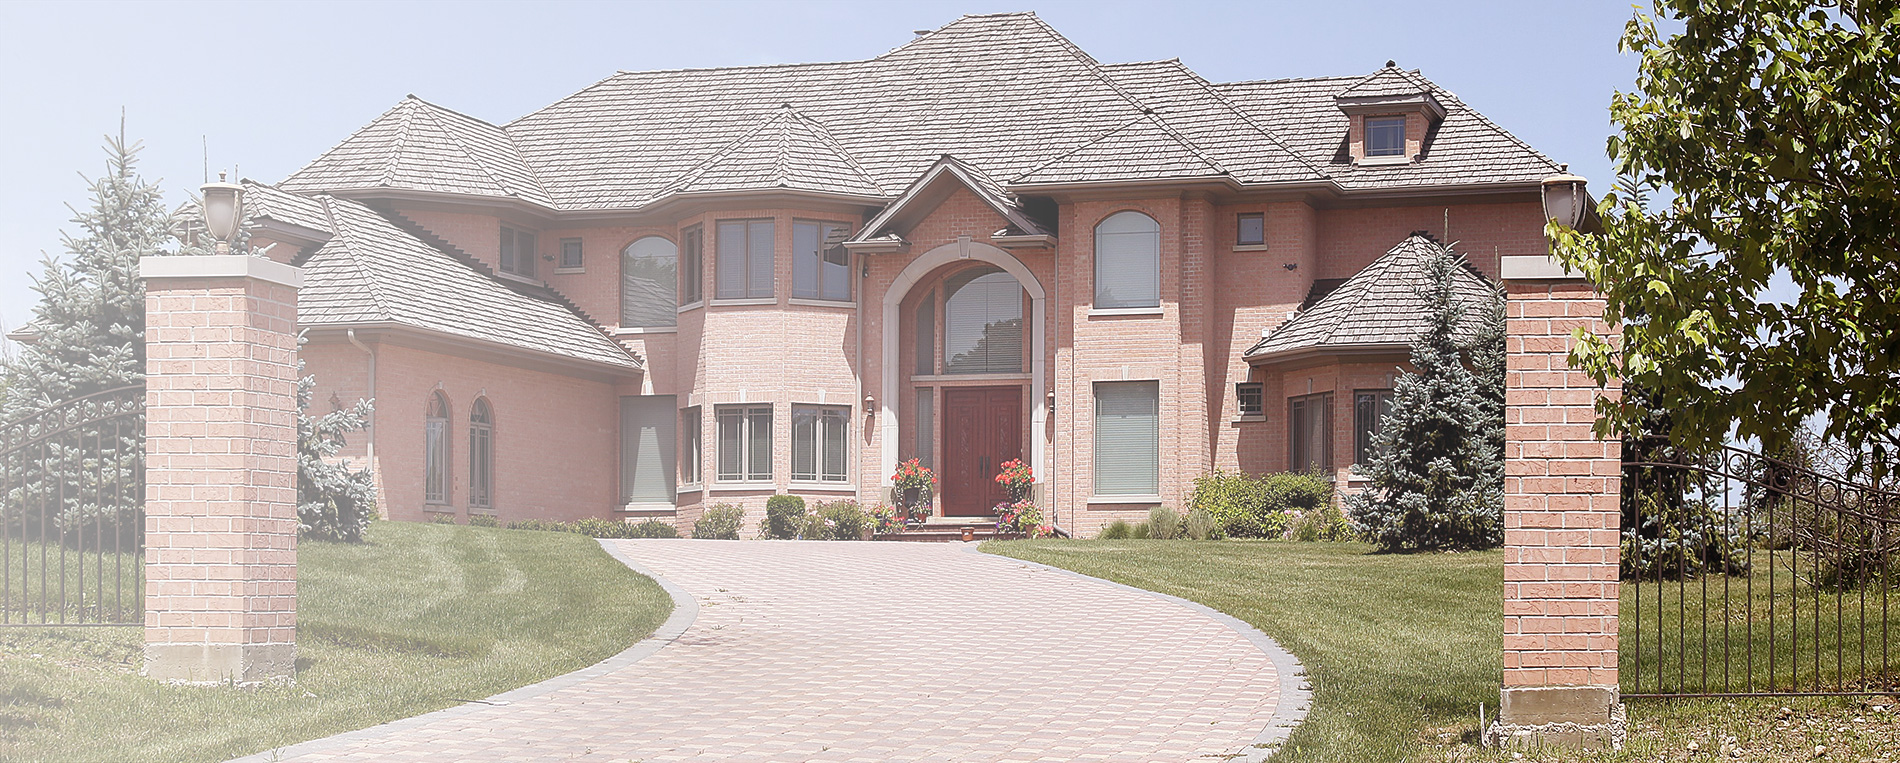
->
1245, 234, 1501, 360
248, 182, 636, 371
280, 13, 1560, 209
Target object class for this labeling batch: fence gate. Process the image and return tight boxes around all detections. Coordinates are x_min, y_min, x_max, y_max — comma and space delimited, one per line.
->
0, 386, 144, 626
1623, 439, 1900, 697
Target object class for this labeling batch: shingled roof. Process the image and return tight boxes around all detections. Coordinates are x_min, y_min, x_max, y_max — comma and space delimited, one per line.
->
1245, 234, 1500, 362
281, 13, 1561, 211
241, 183, 639, 373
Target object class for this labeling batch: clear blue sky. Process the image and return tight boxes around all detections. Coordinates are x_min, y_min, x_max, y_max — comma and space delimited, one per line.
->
0, 0, 1641, 345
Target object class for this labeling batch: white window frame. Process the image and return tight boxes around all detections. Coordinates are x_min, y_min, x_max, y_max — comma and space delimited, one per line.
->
1092, 381, 1161, 497
716, 404, 773, 483
791, 404, 851, 483
557, 238, 584, 272
1093, 211, 1161, 310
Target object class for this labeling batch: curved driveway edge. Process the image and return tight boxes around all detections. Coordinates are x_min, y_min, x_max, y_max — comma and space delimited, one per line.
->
227, 540, 699, 763
232, 540, 1309, 762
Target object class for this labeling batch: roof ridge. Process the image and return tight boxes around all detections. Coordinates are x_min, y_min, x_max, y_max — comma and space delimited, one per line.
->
648, 108, 790, 199
381, 99, 417, 188
407, 95, 557, 200
1136, 110, 1231, 176
1011, 117, 1145, 181
785, 109, 886, 195
316, 196, 396, 321
411, 100, 516, 198
1214, 74, 1363, 87
1158, 59, 1330, 181
1404, 70, 1563, 173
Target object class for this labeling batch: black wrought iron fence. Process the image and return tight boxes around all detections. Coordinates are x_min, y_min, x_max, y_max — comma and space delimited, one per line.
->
0, 386, 144, 626
1622, 439, 1900, 697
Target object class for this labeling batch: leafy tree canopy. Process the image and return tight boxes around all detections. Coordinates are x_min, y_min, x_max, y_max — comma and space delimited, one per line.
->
1551, 0, 1900, 473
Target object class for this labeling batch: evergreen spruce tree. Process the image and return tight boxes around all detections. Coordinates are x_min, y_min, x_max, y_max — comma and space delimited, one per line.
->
1345, 247, 1505, 551
295, 353, 377, 542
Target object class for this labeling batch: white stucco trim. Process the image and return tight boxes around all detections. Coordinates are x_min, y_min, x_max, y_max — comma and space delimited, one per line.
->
140, 254, 302, 289
881, 239, 1047, 488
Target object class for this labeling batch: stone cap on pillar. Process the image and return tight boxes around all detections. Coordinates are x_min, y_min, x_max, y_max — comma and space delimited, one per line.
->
1499, 254, 1583, 281
140, 254, 302, 289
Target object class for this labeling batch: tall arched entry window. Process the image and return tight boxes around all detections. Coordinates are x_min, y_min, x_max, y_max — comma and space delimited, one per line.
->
424, 392, 450, 506
1093, 211, 1160, 309
621, 236, 678, 328
902, 263, 1030, 519
468, 398, 494, 510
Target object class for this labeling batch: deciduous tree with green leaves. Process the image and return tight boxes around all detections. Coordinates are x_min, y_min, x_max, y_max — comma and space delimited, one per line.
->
1550, 0, 1900, 474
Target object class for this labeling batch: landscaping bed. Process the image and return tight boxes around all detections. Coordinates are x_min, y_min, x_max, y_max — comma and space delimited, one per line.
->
0, 520, 672, 763
984, 539, 1900, 763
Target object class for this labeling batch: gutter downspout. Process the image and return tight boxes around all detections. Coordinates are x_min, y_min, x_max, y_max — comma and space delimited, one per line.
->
855, 259, 865, 505
346, 328, 377, 473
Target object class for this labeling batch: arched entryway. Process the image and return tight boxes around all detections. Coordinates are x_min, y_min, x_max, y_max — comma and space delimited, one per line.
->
879, 239, 1046, 516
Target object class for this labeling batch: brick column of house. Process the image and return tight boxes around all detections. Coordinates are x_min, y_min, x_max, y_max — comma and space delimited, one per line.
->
141, 254, 302, 684
1491, 263, 1624, 748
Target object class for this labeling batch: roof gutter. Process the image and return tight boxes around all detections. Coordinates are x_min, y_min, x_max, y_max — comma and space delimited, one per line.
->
304, 321, 643, 380
1243, 342, 1412, 367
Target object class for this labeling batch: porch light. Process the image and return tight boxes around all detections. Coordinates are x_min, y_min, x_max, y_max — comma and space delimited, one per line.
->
201, 171, 244, 255
1540, 164, 1588, 231
863, 393, 876, 422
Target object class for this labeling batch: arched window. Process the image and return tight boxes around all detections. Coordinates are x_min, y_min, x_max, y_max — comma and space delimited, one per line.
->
621, 236, 678, 328
1093, 211, 1160, 309
942, 266, 1024, 374
425, 393, 450, 505
469, 398, 494, 510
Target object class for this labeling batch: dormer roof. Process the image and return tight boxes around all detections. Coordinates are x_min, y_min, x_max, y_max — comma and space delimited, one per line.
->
1334, 65, 1446, 120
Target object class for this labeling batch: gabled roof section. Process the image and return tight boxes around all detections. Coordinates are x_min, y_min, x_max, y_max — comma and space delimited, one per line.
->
1100, 59, 1325, 184
854, 155, 1049, 244
281, 96, 554, 207
1216, 69, 1561, 190
1336, 65, 1432, 100
654, 106, 884, 199
1013, 114, 1226, 185
242, 181, 334, 238
1245, 234, 1499, 361
297, 194, 638, 373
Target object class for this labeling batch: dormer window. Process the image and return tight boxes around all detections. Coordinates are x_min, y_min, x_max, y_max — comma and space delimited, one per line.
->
1365, 117, 1406, 157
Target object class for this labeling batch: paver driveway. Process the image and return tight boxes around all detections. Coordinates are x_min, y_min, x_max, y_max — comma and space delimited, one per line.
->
239, 540, 1307, 762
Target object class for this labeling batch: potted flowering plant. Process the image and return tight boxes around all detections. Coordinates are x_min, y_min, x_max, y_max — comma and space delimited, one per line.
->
868, 504, 904, 536
994, 458, 1034, 503
993, 499, 1043, 537
891, 458, 935, 523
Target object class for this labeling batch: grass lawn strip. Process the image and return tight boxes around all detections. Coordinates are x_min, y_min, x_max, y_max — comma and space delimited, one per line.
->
0, 521, 672, 763
985, 539, 1900, 763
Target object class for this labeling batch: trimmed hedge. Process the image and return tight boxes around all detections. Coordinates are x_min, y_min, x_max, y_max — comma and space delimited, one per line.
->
1188, 470, 1334, 539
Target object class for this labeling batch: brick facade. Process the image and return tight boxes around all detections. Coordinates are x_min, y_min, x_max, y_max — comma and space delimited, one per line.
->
142, 257, 300, 684
1495, 279, 1622, 743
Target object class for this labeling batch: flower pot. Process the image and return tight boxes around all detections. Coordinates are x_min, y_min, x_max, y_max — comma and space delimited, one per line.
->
961, 527, 975, 542
901, 486, 921, 507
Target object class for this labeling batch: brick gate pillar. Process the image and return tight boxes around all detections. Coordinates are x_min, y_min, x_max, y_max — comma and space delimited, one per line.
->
141, 254, 302, 684
1492, 258, 1623, 747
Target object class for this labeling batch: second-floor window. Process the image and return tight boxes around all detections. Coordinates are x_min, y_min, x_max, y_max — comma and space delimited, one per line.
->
1366, 116, 1406, 158
680, 225, 703, 305
622, 236, 678, 329
500, 226, 536, 278
793, 221, 852, 301
716, 219, 775, 300
1095, 211, 1160, 309
559, 238, 584, 270
1236, 213, 1265, 246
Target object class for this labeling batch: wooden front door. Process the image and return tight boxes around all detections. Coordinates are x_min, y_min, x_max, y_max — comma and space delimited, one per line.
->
942, 386, 1022, 516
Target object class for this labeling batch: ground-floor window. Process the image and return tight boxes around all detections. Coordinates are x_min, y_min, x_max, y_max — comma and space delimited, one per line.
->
1353, 389, 1395, 466
792, 405, 850, 482
1289, 392, 1333, 472
469, 398, 494, 509
1094, 381, 1160, 496
425, 392, 450, 505
1236, 382, 1264, 418
621, 395, 677, 504
680, 407, 701, 485
717, 404, 772, 482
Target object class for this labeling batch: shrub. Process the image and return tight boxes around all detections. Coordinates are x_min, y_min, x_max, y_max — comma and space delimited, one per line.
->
1131, 522, 1152, 540
815, 500, 871, 540
1146, 506, 1182, 539
428, 512, 457, 525
995, 500, 1043, 536
693, 504, 745, 540
798, 511, 831, 540
468, 514, 499, 528
1189, 470, 1333, 538
631, 519, 679, 539
506, 518, 572, 532
1098, 520, 1133, 540
1288, 503, 1354, 542
574, 517, 635, 539
1184, 508, 1219, 540
764, 495, 808, 540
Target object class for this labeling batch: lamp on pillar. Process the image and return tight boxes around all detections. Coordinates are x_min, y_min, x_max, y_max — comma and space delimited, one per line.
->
201, 171, 244, 255
1540, 164, 1588, 230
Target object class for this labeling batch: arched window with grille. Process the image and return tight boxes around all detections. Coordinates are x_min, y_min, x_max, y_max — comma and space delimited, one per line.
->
622, 236, 679, 328
469, 398, 494, 510
425, 392, 450, 506
1093, 211, 1160, 309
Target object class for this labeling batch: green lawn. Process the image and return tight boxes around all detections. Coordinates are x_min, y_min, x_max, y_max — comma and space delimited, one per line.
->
0, 520, 672, 763
984, 539, 1900, 763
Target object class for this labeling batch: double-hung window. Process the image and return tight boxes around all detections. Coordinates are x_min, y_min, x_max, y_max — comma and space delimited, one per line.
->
1366, 116, 1406, 158
716, 404, 772, 482
792, 405, 850, 483
1094, 381, 1160, 496
621, 395, 677, 505
680, 225, 703, 305
716, 219, 775, 300
792, 221, 852, 301
499, 226, 537, 278
1289, 392, 1334, 473
1353, 390, 1395, 466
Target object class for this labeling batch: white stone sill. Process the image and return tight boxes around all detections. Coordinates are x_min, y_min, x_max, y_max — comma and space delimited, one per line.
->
1231, 244, 1271, 252
612, 326, 677, 336
788, 482, 857, 493
787, 298, 856, 309
1086, 495, 1163, 506
709, 298, 778, 307
1230, 415, 1266, 423
708, 482, 777, 493
1086, 306, 1164, 318
553, 267, 585, 275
